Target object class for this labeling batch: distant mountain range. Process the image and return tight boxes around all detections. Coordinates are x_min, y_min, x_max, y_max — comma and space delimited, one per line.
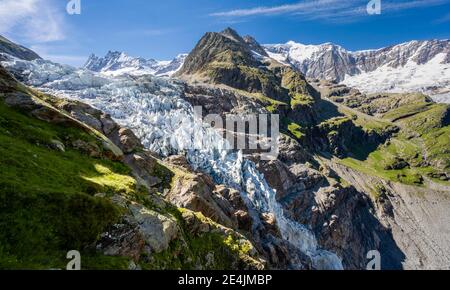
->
78, 37, 450, 103
264, 40, 450, 102
83, 51, 187, 77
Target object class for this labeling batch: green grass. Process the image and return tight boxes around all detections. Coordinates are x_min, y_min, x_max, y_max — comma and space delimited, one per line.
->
318, 116, 351, 130
399, 104, 449, 133
339, 134, 447, 186
0, 99, 261, 270
335, 99, 450, 186
0, 104, 137, 196
339, 156, 424, 186
335, 103, 395, 134
398, 104, 450, 172
288, 122, 305, 139
0, 101, 138, 269
382, 103, 431, 121
290, 93, 315, 109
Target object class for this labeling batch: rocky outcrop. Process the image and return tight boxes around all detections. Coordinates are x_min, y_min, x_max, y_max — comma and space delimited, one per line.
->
0, 88, 124, 161
165, 166, 238, 229
94, 193, 265, 270
3, 27, 450, 271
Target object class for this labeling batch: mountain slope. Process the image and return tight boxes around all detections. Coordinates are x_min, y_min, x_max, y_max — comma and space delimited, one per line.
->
265, 40, 450, 102
1, 29, 450, 270
0, 65, 264, 270
175, 28, 450, 269
0, 35, 41, 61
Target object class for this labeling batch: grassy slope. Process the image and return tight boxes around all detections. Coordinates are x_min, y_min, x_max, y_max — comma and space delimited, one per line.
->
338, 101, 450, 187
0, 88, 259, 270
0, 101, 132, 269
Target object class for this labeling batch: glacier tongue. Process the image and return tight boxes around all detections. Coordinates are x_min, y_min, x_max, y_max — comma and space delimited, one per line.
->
1, 55, 343, 270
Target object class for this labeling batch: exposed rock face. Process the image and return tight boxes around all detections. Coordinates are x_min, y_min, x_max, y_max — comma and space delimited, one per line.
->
265, 40, 450, 102
328, 162, 450, 270
176, 80, 393, 270
243, 35, 269, 57
128, 202, 179, 253
172, 29, 420, 269
0, 86, 124, 161
94, 194, 266, 270
176, 28, 314, 103
311, 79, 435, 117
165, 164, 239, 229
124, 152, 162, 188
96, 214, 146, 261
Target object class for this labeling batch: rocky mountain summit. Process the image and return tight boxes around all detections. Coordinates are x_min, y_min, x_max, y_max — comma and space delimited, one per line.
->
1, 29, 449, 270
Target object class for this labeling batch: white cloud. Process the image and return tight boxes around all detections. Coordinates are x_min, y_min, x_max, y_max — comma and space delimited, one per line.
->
210, 0, 450, 22
0, 0, 65, 43
210, 0, 347, 17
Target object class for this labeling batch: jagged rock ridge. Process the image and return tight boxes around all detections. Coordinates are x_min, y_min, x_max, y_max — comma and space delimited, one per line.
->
84, 51, 187, 76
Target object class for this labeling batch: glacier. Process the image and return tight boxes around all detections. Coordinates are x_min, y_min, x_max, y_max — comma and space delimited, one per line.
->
1, 54, 343, 270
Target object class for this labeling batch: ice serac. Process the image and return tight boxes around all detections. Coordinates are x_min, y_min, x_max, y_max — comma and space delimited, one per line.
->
264, 39, 450, 103
83, 51, 187, 77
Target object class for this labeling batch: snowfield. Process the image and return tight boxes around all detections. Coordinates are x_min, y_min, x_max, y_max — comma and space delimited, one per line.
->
342, 53, 450, 103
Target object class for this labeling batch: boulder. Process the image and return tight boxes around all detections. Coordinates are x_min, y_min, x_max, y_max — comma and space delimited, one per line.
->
49, 139, 65, 152
166, 172, 237, 229
129, 203, 179, 253
124, 152, 162, 188
72, 139, 101, 158
110, 127, 142, 154
96, 216, 145, 261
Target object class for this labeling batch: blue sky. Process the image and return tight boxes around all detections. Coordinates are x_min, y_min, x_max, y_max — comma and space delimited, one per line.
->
1, 0, 450, 66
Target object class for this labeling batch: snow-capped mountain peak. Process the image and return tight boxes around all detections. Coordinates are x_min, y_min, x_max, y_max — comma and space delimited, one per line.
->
84, 51, 187, 77
264, 39, 450, 103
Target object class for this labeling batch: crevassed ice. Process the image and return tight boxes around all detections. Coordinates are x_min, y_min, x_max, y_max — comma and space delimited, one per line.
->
1, 56, 343, 270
